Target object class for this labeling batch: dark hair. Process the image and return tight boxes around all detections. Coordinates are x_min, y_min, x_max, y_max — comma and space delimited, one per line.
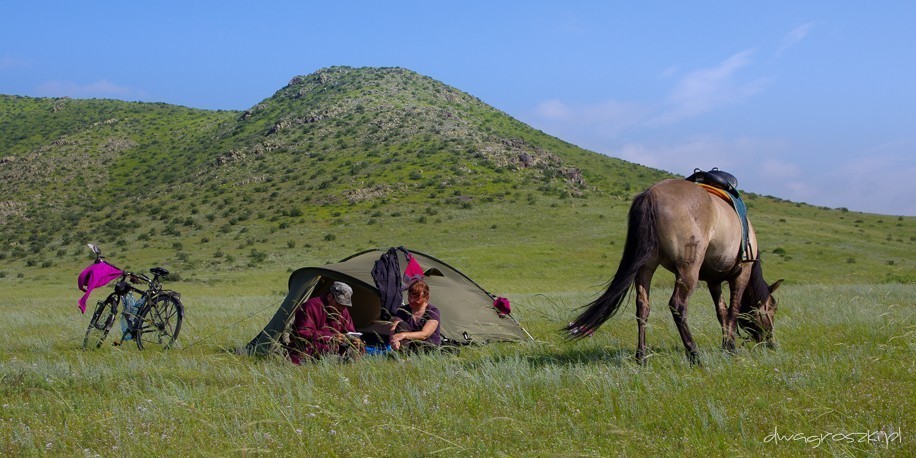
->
407, 279, 429, 298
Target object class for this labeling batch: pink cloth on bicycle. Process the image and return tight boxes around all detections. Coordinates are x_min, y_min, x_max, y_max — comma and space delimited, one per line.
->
77, 262, 122, 313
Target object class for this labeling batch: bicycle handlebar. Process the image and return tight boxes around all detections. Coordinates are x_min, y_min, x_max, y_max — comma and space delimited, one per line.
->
87, 243, 170, 287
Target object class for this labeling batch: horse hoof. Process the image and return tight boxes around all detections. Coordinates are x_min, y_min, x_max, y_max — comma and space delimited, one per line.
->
635, 351, 647, 365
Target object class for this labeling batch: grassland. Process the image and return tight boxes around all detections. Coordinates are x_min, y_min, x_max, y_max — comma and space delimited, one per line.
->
1, 281, 911, 456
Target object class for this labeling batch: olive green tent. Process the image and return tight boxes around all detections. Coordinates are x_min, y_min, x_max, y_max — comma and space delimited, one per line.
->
245, 248, 530, 355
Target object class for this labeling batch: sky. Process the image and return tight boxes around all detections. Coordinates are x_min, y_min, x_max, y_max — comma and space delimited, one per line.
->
2, 2, 914, 216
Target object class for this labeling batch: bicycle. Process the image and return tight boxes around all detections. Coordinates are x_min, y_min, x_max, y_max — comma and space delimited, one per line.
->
81, 244, 184, 350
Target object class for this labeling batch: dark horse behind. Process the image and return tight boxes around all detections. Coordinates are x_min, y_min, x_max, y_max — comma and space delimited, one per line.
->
566, 179, 782, 364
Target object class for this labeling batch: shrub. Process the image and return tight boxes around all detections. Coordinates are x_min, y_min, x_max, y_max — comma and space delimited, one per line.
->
249, 249, 268, 263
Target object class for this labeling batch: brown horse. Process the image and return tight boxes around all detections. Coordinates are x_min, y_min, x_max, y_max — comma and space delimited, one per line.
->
566, 179, 782, 364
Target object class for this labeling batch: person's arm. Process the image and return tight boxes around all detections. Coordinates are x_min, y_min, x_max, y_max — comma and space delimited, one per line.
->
390, 319, 439, 349
296, 302, 334, 343
332, 309, 357, 344
389, 306, 407, 333
295, 307, 319, 341
339, 308, 356, 333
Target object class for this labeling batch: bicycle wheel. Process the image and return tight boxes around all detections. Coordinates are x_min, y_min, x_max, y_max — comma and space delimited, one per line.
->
135, 293, 183, 350
83, 295, 118, 349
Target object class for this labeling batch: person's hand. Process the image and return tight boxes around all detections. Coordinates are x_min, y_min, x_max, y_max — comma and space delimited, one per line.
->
390, 332, 404, 350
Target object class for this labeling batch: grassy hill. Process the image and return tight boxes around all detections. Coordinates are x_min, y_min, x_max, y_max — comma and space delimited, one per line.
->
0, 66, 913, 292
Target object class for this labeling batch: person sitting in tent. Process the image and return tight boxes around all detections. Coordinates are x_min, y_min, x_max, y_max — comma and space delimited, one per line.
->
289, 281, 364, 363
389, 279, 441, 351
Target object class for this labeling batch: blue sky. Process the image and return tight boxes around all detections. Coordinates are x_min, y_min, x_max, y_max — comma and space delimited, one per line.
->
3, 2, 914, 215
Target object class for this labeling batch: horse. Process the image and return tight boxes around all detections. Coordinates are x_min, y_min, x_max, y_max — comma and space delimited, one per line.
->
566, 179, 782, 364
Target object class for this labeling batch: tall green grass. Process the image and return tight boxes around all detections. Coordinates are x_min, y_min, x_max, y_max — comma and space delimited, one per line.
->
1, 284, 911, 455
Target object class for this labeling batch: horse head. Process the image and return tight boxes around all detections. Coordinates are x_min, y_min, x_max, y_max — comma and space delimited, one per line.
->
738, 262, 783, 346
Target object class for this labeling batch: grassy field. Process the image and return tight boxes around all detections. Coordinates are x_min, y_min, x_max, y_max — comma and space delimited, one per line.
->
1, 281, 911, 456
1, 192, 913, 456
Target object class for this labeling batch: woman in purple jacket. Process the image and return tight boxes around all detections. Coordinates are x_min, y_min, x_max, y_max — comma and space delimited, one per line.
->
389, 280, 441, 351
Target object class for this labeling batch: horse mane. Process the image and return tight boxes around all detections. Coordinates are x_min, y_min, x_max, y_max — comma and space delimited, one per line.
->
740, 258, 770, 312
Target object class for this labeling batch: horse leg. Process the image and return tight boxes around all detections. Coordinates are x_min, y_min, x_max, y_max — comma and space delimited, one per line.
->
708, 282, 730, 350
634, 267, 655, 365
724, 269, 752, 352
669, 274, 700, 364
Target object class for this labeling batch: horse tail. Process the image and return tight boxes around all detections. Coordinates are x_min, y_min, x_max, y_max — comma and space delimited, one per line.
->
566, 189, 659, 338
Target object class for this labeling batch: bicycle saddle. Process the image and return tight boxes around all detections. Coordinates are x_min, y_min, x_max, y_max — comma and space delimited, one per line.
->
150, 267, 169, 277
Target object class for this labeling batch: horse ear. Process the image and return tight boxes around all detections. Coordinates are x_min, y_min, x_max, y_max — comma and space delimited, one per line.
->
769, 279, 784, 293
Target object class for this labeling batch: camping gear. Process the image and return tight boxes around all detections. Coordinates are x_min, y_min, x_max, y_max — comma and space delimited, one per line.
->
246, 248, 531, 356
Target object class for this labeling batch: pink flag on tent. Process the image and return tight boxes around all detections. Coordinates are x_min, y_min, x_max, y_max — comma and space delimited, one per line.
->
77, 262, 122, 313
403, 253, 424, 283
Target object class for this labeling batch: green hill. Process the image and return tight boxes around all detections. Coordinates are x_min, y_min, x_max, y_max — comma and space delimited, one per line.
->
0, 66, 912, 290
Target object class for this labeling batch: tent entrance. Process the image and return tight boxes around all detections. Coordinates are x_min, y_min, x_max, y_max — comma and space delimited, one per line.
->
293, 275, 385, 330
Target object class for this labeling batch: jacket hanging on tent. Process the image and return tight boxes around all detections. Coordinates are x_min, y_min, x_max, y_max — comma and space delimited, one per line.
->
371, 247, 403, 316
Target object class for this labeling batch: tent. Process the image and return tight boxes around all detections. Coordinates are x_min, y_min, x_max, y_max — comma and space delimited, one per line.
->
245, 248, 530, 355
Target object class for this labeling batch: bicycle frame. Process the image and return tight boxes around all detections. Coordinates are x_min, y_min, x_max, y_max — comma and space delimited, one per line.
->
81, 244, 184, 350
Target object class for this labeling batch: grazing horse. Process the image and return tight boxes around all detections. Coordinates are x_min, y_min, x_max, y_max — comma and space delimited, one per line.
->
566, 179, 782, 364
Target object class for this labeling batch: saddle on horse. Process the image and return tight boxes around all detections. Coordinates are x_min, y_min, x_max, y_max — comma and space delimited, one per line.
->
686, 168, 753, 261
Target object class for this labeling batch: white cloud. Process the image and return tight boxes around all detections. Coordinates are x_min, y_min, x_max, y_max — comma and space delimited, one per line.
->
617, 137, 737, 173
520, 28, 913, 215
533, 99, 572, 120
760, 159, 801, 179
657, 65, 680, 79
816, 148, 916, 215
649, 50, 767, 125
775, 22, 814, 58
526, 97, 651, 147
34, 79, 147, 100
526, 49, 770, 150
